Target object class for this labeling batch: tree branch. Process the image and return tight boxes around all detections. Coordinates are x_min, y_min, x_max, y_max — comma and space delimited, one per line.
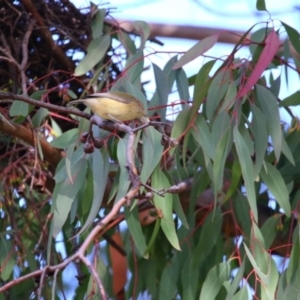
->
20, 0, 75, 71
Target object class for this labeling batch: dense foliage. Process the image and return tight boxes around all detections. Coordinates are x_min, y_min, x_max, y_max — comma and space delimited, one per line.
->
1, 0, 300, 299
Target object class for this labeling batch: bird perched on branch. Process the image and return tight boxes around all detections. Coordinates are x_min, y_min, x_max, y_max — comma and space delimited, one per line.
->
68, 91, 149, 124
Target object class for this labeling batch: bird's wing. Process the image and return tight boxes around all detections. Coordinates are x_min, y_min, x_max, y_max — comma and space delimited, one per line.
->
85, 92, 133, 104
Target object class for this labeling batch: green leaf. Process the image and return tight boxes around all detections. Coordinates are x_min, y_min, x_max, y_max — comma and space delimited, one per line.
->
159, 262, 178, 300
74, 34, 111, 76
276, 267, 300, 300
260, 162, 291, 217
115, 135, 131, 202
163, 55, 178, 91
118, 30, 136, 55
206, 69, 231, 119
192, 60, 215, 102
234, 126, 257, 221
151, 63, 169, 122
282, 22, 300, 56
124, 48, 144, 84
256, 84, 282, 161
125, 206, 148, 258
250, 105, 268, 177
212, 120, 232, 196
169, 106, 192, 156
54, 145, 83, 182
0, 239, 14, 280
211, 110, 231, 147
31, 107, 49, 127
52, 155, 87, 237
279, 91, 300, 107
175, 68, 190, 102
281, 133, 295, 165
91, 8, 106, 38
231, 286, 250, 300
199, 262, 231, 300
78, 150, 109, 235
286, 235, 300, 283
152, 168, 180, 250
193, 207, 223, 266
219, 81, 237, 113
9, 100, 29, 117
225, 260, 245, 300
256, 0, 267, 11
192, 114, 215, 160
233, 192, 252, 237
140, 127, 163, 183
50, 128, 79, 149
133, 21, 150, 48
173, 33, 219, 69
260, 257, 279, 299
260, 215, 282, 250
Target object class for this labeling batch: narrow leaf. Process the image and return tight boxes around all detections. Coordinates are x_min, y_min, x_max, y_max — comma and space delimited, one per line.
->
78, 150, 109, 235
206, 69, 231, 119
125, 206, 148, 258
282, 22, 300, 56
199, 262, 231, 300
238, 30, 280, 97
173, 33, 219, 69
250, 105, 268, 177
234, 126, 257, 221
152, 168, 180, 250
256, 84, 282, 161
140, 127, 163, 183
260, 162, 291, 217
74, 34, 111, 76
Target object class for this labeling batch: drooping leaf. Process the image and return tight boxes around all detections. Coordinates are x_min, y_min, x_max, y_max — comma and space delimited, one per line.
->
125, 206, 148, 258
175, 67, 190, 102
50, 128, 79, 149
0, 239, 14, 281
78, 149, 109, 235
152, 168, 180, 250
250, 104, 268, 177
133, 21, 150, 48
192, 114, 215, 160
238, 30, 280, 98
213, 127, 232, 196
173, 33, 219, 69
159, 262, 178, 300
52, 155, 87, 237
260, 162, 291, 217
74, 34, 111, 76
282, 22, 300, 56
31, 107, 49, 127
140, 127, 163, 183
193, 207, 223, 266
234, 126, 257, 221
206, 69, 231, 119
151, 63, 169, 122
91, 8, 106, 38
256, 84, 282, 161
260, 215, 282, 249
199, 262, 231, 300
225, 259, 246, 300
115, 135, 131, 203
124, 48, 144, 85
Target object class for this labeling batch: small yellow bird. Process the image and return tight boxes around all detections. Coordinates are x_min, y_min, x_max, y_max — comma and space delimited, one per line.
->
68, 91, 149, 124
